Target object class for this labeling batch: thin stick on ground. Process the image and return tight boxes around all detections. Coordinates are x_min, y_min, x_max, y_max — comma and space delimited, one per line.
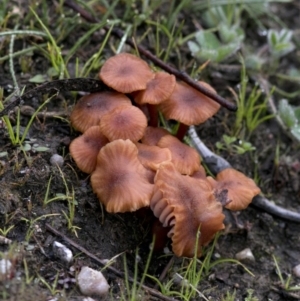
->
188, 126, 300, 223
45, 223, 179, 301
63, 0, 237, 112
154, 256, 175, 290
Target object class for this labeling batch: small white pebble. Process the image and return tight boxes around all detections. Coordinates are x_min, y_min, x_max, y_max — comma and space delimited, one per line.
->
293, 264, 300, 278
235, 248, 255, 262
50, 154, 64, 167
53, 241, 73, 263
0, 235, 12, 245
0, 259, 12, 275
77, 266, 110, 297
82, 298, 96, 301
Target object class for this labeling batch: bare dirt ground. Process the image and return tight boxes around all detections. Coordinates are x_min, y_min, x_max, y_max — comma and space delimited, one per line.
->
0, 1, 300, 301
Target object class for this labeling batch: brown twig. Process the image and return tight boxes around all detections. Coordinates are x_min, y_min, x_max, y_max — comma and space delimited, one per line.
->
63, 0, 237, 112
154, 256, 175, 290
45, 223, 178, 301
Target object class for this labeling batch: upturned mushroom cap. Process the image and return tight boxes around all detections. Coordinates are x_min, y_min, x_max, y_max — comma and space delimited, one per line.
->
158, 81, 221, 125
141, 126, 170, 146
151, 162, 225, 257
70, 91, 131, 132
132, 72, 176, 105
207, 168, 261, 211
69, 126, 109, 174
135, 142, 172, 171
99, 105, 147, 142
99, 53, 154, 93
157, 134, 201, 175
91, 139, 154, 213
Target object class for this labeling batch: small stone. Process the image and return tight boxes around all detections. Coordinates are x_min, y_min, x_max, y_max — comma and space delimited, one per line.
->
293, 264, 300, 278
82, 298, 96, 301
0, 259, 12, 278
53, 241, 73, 263
235, 248, 255, 262
50, 154, 64, 167
77, 266, 110, 297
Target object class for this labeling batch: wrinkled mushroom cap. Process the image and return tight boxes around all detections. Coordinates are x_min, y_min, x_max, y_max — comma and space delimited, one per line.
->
70, 91, 131, 132
132, 72, 176, 105
99, 53, 154, 93
207, 168, 261, 211
157, 134, 201, 175
99, 105, 147, 142
69, 126, 109, 174
151, 162, 225, 257
159, 81, 221, 125
91, 139, 154, 213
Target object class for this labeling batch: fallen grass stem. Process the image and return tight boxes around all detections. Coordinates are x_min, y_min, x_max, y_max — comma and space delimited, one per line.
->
45, 223, 178, 301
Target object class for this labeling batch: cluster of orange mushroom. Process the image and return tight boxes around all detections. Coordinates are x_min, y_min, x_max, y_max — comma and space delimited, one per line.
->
69, 53, 261, 257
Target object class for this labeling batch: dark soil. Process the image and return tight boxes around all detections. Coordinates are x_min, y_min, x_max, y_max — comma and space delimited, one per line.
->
0, 2, 299, 301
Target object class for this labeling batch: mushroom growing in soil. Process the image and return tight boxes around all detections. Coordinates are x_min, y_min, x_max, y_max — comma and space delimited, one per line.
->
157, 134, 201, 175
132, 72, 176, 126
70, 91, 131, 133
99, 53, 154, 93
69, 126, 109, 174
207, 168, 261, 211
99, 105, 148, 142
151, 162, 225, 257
91, 139, 154, 213
159, 81, 220, 140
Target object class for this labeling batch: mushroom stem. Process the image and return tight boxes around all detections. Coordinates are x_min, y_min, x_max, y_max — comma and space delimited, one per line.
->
176, 123, 189, 141
148, 104, 158, 127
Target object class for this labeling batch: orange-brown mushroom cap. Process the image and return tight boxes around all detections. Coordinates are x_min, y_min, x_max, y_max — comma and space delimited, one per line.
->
151, 162, 225, 257
157, 134, 201, 175
99, 53, 154, 93
141, 126, 170, 146
70, 91, 131, 132
99, 105, 147, 142
135, 142, 172, 171
69, 126, 109, 174
91, 139, 154, 213
207, 168, 261, 211
158, 81, 221, 125
132, 72, 176, 105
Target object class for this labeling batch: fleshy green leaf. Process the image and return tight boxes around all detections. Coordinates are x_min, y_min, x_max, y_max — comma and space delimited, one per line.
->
278, 99, 297, 128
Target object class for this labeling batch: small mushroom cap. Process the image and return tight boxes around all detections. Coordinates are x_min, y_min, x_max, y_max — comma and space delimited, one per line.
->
159, 81, 221, 125
151, 162, 225, 257
69, 126, 109, 174
99, 53, 154, 93
132, 72, 176, 105
91, 139, 154, 213
99, 105, 147, 142
135, 142, 172, 171
157, 134, 201, 175
207, 168, 261, 211
70, 91, 131, 132
141, 126, 170, 146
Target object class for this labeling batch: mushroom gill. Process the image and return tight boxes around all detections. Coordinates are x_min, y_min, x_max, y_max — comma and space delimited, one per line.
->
151, 162, 225, 257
